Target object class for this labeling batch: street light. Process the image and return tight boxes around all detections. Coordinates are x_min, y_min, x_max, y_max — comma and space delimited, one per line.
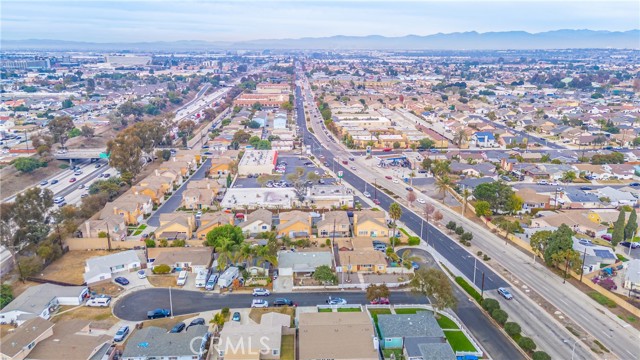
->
562, 338, 586, 360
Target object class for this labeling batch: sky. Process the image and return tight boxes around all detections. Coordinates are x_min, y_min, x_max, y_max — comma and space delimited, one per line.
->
2, 0, 639, 42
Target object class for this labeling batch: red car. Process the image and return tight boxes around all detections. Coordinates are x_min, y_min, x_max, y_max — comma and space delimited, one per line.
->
373, 199, 381, 205
382, 148, 392, 152
385, 176, 393, 180
371, 297, 390, 305
69, 177, 77, 183
601, 234, 612, 241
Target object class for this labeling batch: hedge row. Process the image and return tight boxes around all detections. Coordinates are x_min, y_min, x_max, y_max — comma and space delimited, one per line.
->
455, 276, 482, 303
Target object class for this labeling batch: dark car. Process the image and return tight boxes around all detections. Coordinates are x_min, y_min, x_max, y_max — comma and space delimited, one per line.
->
188, 318, 206, 327
147, 308, 171, 319
273, 298, 295, 307
620, 242, 640, 249
373, 199, 381, 205
114, 277, 129, 286
579, 186, 592, 191
630, 183, 640, 187
405, 187, 413, 191
51, 179, 59, 185
170, 322, 186, 333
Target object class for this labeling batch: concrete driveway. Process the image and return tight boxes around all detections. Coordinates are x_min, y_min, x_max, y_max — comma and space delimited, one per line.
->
112, 269, 150, 289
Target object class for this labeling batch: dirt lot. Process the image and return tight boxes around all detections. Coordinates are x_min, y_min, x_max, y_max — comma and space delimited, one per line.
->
36, 250, 111, 285
147, 275, 177, 288
0, 159, 69, 199
52, 305, 118, 330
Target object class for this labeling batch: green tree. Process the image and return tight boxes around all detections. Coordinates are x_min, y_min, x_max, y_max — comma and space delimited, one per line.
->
625, 210, 637, 241
504, 322, 522, 337
543, 224, 574, 266
9, 187, 54, 247
388, 202, 403, 247
152, 264, 171, 274
410, 268, 457, 312
107, 131, 143, 180
205, 224, 244, 248
13, 157, 43, 173
0, 284, 13, 309
313, 265, 337, 284
247, 120, 261, 129
518, 337, 537, 352
561, 171, 576, 183
481, 298, 500, 313
474, 201, 492, 217
80, 124, 95, 138
491, 309, 509, 325
61, 98, 74, 109
612, 209, 626, 246
473, 181, 516, 214
532, 351, 551, 360
507, 193, 524, 214
47, 115, 75, 147
530, 230, 552, 260
365, 284, 390, 302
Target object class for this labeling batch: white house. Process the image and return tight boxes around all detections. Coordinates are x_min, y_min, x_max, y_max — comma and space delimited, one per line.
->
0, 284, 87, 325
471, 132, 496, 148
239, 209, 273, 236
596, 186, 637, 207
83, 250, 142, 285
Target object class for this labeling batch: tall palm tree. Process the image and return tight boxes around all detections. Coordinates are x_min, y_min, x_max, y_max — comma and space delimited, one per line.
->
435, 175, 452, 203
388, 202, 403, 248
461, 188, 471, 216
432, 160, 450, 177
455, 129, 467, 148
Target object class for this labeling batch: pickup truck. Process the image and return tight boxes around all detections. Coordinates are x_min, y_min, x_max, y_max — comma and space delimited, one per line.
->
147, 308, 171, 319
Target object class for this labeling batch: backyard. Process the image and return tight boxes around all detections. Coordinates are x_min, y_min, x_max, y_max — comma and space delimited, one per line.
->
280, 335, 294, 360
444, 330, 477, 352
37, 250, 112, 284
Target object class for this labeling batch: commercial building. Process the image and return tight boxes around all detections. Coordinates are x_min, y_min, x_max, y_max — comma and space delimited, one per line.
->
237, 150, 278, 176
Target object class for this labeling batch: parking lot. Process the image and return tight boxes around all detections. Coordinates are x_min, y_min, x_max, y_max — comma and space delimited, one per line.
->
233, 154, 336, 188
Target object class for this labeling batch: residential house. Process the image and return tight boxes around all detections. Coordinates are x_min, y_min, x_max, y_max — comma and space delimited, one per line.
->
120, 326, 209, 360
317, 211, 351, 237
209, 154, 236, 177
80, 215, 127, 241
239, 209, 273, 237
623, 259, 640, 291
605, 164, 636, 180
573, 238, 617, 272
403, 341, 456, 360
100, 193, 153, 226
337, 250, 387, 273
298, 312, 379, 360
449, 162, 496, 178
277, 210, 312, 238
562, 188, 603, 208
196, 211, 235, 240
354, 210, 388, 238
154, 213, 195, 240
181, 180, 219, 210
278, 251, 333, 274
573, 164, 608, 180
0, 284, 88, 325
83, 250, 143, 285
515, 188, 550, 212
596, 187, 637, 207
153, 167, 183, 186
0, 317, 54, 360
23, 320, 112, 360
218, 312, 290, 360
471, 132, 496, 147
131, 175, 173, 204
531, 211, 608, 238
587, 209, 631, 226
456, 177, 494, 192
147, 247, 212, 273
378, 312, 445, 349
305, 185, 354, 209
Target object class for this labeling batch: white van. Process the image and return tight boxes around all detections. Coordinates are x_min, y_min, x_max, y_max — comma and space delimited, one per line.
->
177, 271, 188, 286
86, 297, 111, 307
194, 269, 208, 288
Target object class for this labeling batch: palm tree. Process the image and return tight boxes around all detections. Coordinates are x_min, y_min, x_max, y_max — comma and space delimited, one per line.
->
432, 160, 450, 177
388, 202, 403, 248
455, 129, 467, 148
435, 175, 452, 203
399, 250, 420, 273
215, 237, 239, 271
461, 188, 471, 216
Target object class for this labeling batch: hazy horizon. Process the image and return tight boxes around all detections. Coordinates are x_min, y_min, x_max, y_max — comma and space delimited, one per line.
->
2, 1, 639, 43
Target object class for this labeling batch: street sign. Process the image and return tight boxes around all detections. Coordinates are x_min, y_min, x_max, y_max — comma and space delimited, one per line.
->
337, 171, 343, 178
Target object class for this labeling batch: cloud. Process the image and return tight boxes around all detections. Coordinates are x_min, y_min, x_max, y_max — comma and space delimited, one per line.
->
1, 1, 638, 42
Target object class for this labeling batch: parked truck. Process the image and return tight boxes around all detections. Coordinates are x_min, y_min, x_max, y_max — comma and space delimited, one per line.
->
195, 269, 209, 288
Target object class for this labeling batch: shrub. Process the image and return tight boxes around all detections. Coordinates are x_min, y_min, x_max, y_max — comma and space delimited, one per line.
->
483, 254, 491, 261
455, 276, 482, 303
446, 221, 457, 231
97, 231, 108, 238
159, 239, 169, 247
408, 236, 421, 246
455, 226, 465, 235
504, 322, 522, 337
477, 251, 483, 256
461, 232, 473, 241
152, 264, 171, 274
518, 337, 537, 352
221, 307, 230, 315
325, 238, 331, 246
532, 351, 551, 360
491, 309, 509, 325
145, 239, 156, 248
481, 298, 500, 313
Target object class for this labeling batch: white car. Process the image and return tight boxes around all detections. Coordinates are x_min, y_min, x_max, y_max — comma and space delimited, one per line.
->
363, 191, 371, 198
417, 198, 426, 204
252, 288, 271, 296
392, 179, 400, 184
137, 270, 147, 279
251, 299, 269, 308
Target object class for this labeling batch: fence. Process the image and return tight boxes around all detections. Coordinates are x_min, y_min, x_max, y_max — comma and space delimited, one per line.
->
26, 277, 85, 287
64, 237, 204, 251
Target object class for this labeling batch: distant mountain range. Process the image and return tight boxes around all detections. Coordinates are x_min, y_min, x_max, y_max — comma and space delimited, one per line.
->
2, 30, 639, 51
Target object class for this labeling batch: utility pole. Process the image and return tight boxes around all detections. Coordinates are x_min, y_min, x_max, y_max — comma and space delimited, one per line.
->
55, 223, 64, 253
106, 222, 112, 251
563, 256, 570, 284
579, 247, 587, 282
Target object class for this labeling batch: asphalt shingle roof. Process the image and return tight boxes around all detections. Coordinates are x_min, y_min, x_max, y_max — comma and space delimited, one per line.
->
121, 325, 209, 358
377, 311, 444, 339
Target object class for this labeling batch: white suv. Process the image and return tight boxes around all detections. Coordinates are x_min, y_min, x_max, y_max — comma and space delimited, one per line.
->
251, 299, 269, 308
252, 288, 270, 296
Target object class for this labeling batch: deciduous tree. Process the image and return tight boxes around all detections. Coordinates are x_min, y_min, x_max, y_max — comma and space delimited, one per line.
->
47, 115, 74, 147
410, 268, 457, 312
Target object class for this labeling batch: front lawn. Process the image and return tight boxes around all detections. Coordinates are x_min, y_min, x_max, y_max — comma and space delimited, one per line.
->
280, 335, 294, 360
394, 308, 427, 315
436, 315, 460, 330
444, 330, 477, 352
383, 348, 404, 360
318, 308, 333, 312
337, 307, 361, 312
368, 308, 392, 324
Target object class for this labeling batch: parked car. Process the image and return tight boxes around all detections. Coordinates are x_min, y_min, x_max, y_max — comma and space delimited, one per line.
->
114, 277, 129, 286
69, 177, 77, 183
497, 287, 514, 300
537, 180, 549, 185
373, 199, 381, 205
417, 198, 426, 204
40, 180, 48, 186
370, 297, 390, 305
86, 296, 111, 307
385, 176, 393, 180
601, 234, 612, 241
114, 326, 130, 342
232, 312, 241, 321
326, 297, 347, 305
147, 308, 171, 319
620, 242, 640, 249
251, 299, 269, 308
137, 270, 147, 279
273, 298, 296, 307
501, 175, 511, 182
252, 288, 271, 296
405, 187, 414, 191
630, 183, 640, 187
363, 191, 371, 198
580, 186, 593, 191
50, 179, 59, 185
188, 318, 206, 327
170, 322, 186, 333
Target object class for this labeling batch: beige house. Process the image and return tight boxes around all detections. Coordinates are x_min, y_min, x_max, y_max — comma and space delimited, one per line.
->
277, 210, 312, 238
196, 211, 235, 240
531, 211, 608, 238
317, 211, 351, 237
100, 193, 153, 226
239, 209, 274, 236
338, 250, 387, 273
154, 213, 195, 240
218, 312, 290, 360
298, 312, 379, 360
353, 210, 388, 238
81, 215, 127, 241
0, 317, 54, 360
148, 247, 212, 273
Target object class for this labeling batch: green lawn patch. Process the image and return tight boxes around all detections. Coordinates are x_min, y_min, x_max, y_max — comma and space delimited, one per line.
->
436, 315, 460, 330
588, 292, 617, 308
337, 307, 361, 312
394, 308, 425, 315
138, 224, 147, 230
382, 348, 404, 360
444, 330, 477, 352
616, 254, 629, 262
318, 308, 333, 312
368, 308, 392, 324
280, 335, 294, 360
455, 276, 482, 303
133, 230, 143, 236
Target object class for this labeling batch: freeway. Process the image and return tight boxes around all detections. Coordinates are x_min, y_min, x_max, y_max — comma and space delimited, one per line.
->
113, 289, 427, 321
295, 78, 601, 360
